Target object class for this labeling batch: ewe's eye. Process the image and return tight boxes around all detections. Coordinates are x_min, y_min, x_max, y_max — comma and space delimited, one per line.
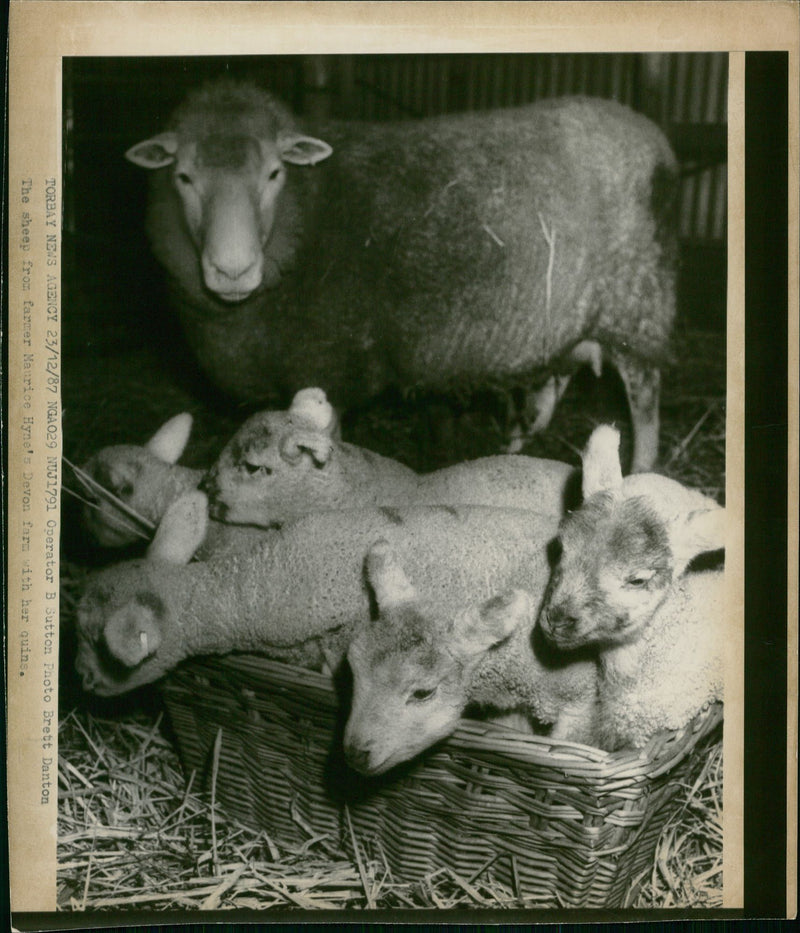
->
242, 461, 273, 477
268, 167, 282, 181
408, 686, 437, 704
115, 481, 134, 500
176, 172, 192, 186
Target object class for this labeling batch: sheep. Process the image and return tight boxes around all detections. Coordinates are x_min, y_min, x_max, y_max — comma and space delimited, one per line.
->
78, 386, 577, 546
75, 412, 268, 559
78, 413, 202, 548
75, 389, 337, 548
125, 80, 679, 471
344, 540, 598, 776
204, 386, 578, 526
74, 496, 565, 697
537, 425, 725, 750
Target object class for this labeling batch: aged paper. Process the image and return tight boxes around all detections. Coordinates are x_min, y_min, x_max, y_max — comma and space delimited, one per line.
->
5, 0, 797, 923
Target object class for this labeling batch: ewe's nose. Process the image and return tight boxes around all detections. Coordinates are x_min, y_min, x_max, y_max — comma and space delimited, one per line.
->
202, 252, 263, 299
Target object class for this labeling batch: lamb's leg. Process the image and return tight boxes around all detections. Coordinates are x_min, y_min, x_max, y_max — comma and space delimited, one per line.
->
549, 694, 598, 746
613, 354, 661, 473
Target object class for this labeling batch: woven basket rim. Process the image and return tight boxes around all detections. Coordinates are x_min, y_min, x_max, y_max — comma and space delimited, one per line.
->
163, 651, 723, 779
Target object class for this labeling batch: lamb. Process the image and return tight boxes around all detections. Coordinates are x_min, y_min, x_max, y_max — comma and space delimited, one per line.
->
78, 413, 202, 548
75, 412, 270, 559
77, 386, 577, 546
344, 540, 597, 776
537, 425, 726, 750
74, 497, 564, 697
205, 386, 578, 526
126, 80, 678, 471
75, 389, 338, 548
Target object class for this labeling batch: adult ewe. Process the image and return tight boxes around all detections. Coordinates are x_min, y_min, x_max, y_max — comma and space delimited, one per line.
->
127, 80, 678, 470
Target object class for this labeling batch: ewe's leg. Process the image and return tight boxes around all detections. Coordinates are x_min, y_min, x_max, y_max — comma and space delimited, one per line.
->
505, 374, 572, 453
613, 354, 661, 473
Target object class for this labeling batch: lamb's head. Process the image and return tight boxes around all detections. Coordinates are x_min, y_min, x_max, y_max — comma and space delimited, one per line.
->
539, 425, 725, 651
204, 387, 341, 526
126, 81, 332, 304
75, 491, 209, 695
79, 413, 195, 547
344, 540, 531, 776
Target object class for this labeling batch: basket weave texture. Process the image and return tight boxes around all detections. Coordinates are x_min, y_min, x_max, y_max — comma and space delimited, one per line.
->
161, 653, 722, 908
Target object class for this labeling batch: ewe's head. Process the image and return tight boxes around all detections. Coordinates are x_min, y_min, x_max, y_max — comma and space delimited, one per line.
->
79, 413, 194, 547
344, 540, 531, 776
125, 80, 332, 304
540, 425, 724, 651
75, 491, 209, 696
204, 388, 340, 527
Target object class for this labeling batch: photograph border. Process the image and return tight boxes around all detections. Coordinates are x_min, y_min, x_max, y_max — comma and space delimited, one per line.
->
5, 1, 797, 924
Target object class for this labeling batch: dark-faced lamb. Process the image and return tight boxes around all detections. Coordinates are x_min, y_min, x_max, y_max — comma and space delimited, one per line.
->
205, 387, 578, 526
538, 425, 725, 750
74, 496, 564, 697
78, 413, 202, 548
126, 80, 678, 470
344, 540, 597, 776
78, 388, 577, 545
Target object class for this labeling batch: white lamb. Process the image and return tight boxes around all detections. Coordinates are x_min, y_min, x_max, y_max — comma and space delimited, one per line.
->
204, 387, 578, 526
79, 388, 578, 548
538, 425, 726, 750
344, 539, 598, 776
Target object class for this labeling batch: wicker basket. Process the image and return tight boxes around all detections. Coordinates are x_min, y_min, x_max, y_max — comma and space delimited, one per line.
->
160, 653, 723, 908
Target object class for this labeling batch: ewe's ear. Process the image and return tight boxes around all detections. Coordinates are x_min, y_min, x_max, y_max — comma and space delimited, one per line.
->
148, 491, 208, 564
146, 413, 193, 465
289, 387, 337, 436
278, 134, 333, 166
582, 425, 623, 499
452, 589, 531, 659
366, 539, 418, 609
279, 429, 334, 467
666, 506, 726, 576
103, 602, 162, 668
125, 133, 179, 169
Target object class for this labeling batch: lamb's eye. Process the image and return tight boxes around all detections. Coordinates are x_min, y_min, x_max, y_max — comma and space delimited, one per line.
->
268, 167, 282, 181
176, 172, 192, 185
625, 571, 654, 588
115, 481, 134, 500
243, 461, 272, 477
408, 686, 437, 704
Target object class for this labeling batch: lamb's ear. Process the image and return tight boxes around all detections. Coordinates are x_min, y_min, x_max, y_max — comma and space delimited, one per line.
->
146, 413, 193, 465
451, 589, 531, 660
278, 134, 333, 166
366, 539, 418, 609
666, 506, 726, 576
582, 425, 623, 499
125, 133, 179, 169
279, 429, 334, 467
289, 387, 337, 435
103, 600, 163, 668
148, 491, 208, 564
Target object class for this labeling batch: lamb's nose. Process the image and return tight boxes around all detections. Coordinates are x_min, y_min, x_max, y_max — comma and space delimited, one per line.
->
344, 744, 371, 774
544, 603, 580, 633
198, 473, 216, 496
